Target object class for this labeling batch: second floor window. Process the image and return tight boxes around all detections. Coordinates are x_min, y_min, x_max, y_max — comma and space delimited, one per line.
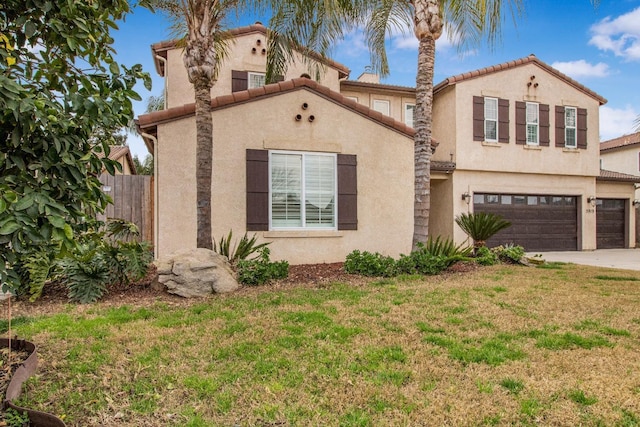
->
248, 72, 266, 89
373, 99, 390, 116
404, 103, 415, 128
564, 107, 577, 148
484, 97, 498, 141
526, 102, 539, 145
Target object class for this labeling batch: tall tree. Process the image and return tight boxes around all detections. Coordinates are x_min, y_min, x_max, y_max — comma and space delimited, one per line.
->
152, 0, 247, 250
0, 0, 150, 291
267, 0, 524, 250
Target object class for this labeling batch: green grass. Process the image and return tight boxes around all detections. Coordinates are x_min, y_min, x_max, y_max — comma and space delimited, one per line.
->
8, 263, 640, 426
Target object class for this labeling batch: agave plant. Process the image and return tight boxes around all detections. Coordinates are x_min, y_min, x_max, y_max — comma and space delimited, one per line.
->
455, 212, 511, 248
213, 230, 270, 265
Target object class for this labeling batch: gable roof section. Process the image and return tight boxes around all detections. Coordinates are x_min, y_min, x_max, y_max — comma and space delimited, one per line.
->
433, 54, 607, 105
598, 169, 640, 183
95, 145, 137, 175
137, 77, 416, 153
151, 23, 350, 79
340, 80, 416, 96
600, 132, 640, 152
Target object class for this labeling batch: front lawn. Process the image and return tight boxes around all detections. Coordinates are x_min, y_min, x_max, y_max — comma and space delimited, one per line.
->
5, 263, 640, 426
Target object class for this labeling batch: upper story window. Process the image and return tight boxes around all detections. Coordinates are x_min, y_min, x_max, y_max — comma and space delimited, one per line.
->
345, 96, 358, 103
373, 99, 390, 116
473, 96, 509, 143
564, 107, 577, 148
526, 102, 539, 145
270, 151, 336, 229
404, 103, 415, 128
248, 72, 266, 89
484, 97, 498, 141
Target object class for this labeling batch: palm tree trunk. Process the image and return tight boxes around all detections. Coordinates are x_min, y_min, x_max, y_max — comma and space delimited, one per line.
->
412, 34, 436, 250
195, 81, 213, 249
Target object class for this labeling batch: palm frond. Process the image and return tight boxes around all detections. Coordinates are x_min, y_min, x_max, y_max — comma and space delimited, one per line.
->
455, 212, 511, 247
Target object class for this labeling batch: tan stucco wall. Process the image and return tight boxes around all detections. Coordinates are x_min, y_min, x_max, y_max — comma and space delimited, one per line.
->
443, 170, 597, 250
429, 178, 456, 242
433, 63, 601, 177
600, 147, 640, 200
156, 89, 414, 264
164, 32, 342, 108
596, 180, 637, 247
432, 86, 457, 163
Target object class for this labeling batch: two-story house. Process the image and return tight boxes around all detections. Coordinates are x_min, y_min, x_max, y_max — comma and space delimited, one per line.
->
137, 23, 637, 263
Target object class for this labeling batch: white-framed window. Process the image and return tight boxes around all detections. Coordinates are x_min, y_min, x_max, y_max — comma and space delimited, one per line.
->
269, 151, 337, 229
248, 72, 266, 89
565, 106, 577, 148
404, 103, 415, 128
526, 102, 539, 145
484, 97, 498, 141
373, 99, 390, 116
345, 96, 358, 103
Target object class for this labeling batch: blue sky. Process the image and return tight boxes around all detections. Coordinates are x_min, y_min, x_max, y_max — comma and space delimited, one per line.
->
113, 1, 640, 160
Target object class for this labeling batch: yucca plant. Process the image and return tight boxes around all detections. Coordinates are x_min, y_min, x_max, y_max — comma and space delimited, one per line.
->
424, 236, 473, 258
214, 230, 270, 265
455, 212, 511, 249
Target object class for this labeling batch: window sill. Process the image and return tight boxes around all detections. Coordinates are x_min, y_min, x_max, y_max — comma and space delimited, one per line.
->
523, 144, 542, 150
562, 147, 580, 153
481, 141, 502, 147
264, 230, 344, 238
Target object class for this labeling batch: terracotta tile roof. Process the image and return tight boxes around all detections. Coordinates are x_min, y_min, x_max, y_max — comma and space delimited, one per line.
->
433, 54, 607, 105
340, 80, 416, 96
597, 169, 640, 183
137, 78, 420, 153
600, 132, 640, 152
151, 22, 350, 79
95, 145, 137, 174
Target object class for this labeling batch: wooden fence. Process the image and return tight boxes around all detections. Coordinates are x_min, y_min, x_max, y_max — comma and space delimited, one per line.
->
98, 174, 153, 243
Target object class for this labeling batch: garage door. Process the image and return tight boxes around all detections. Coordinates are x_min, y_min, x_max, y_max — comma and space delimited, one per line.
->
473, 194, 578, 251
596, 199, 625, 249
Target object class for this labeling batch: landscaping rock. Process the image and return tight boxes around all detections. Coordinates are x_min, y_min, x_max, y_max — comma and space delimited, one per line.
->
154, 249, 240, 297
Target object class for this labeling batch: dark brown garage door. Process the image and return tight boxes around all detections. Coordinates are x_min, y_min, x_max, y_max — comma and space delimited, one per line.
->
596, 199, 626, 249
473, 194, 577, 251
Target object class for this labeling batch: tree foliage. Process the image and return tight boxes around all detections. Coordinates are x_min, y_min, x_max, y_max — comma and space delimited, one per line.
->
0, 0, 151, 292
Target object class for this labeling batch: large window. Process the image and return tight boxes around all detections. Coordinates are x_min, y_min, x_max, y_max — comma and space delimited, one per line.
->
404, 103, 415, 128
373, 99, 390, 116
270, 152, 336, 229
248, 72, 266, 89
484, 97, 498, 141
565, 107, 577, 148
526, 102, 539, 145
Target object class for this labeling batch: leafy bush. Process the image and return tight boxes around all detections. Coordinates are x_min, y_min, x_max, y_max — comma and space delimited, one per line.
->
214, 230, 270, 265
396, 251, 449, 275
237, 248, 289, 285
424, 236, 473, 258
455, 212, 511, 248
475, 246, 499, 266
344, 250, 397, 277
493, 244, 525, 264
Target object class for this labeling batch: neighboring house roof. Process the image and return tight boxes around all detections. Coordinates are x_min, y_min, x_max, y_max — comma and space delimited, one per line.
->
137, 78, 421, 152
600, 132, 640, 152
340, 80, 416, 96
96, 145, 137, 175
433, 54, 607, 105
151, 23, 351, 79
597, 169, 640, 183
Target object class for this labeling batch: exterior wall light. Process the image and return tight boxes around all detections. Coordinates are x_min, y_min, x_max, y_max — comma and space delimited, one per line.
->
587, 196, 597, 206
633, 200, 640, 207
462, 192, 471, 204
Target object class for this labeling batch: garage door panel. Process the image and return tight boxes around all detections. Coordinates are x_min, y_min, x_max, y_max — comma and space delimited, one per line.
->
596, 199, 625, 249
474, 193, 577, 252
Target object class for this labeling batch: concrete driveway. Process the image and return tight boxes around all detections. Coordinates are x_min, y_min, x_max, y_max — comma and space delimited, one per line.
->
528, 249, 640, 271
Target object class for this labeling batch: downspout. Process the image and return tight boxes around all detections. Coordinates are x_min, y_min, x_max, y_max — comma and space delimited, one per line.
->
140, 131, 159, 260
154, 54, 169, 109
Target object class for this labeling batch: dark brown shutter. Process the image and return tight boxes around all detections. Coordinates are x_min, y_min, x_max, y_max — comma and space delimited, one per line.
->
540, 104, 550, 147
555, 106, 565, 147
337, 154, 357, 230
472, 96, 484, 141
232, 70, 248, 92
498, 98, 509, 143
275, 74, 285, 82
246, 149, 269, 230
515, 101, 526, 145
577, 108, 588, 149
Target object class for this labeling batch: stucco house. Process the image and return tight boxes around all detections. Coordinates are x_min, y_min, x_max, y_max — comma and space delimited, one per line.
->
137, 23, 637, 263
600, 132, 640, 246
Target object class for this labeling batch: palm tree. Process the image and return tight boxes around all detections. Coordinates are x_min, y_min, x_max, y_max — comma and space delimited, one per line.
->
151, 0, 244, 249
266, 0, 525, 250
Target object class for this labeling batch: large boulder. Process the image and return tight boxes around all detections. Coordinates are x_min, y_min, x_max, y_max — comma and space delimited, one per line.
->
154, 248, 240, 297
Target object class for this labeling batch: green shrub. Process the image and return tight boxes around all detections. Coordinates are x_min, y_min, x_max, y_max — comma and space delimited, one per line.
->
424, 236, 473, 258
237, 247, 289, 285
214, 230, 269, 265
455, 212, 511, 248
492, 244, 525, 264
344, 250, 397, 277
396, 247, 450, 276
475, 246, 499, 266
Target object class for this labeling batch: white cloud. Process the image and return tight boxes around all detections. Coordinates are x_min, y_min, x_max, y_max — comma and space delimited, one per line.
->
589, 7, 640, 61
599, 105, 638, 141
551, 59, 610, 78
392, 27, 458, 52
336, 29, 369, 58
